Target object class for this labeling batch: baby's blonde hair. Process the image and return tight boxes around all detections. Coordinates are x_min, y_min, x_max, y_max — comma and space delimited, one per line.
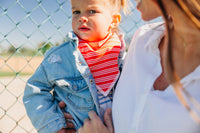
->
107, 0, 130, 14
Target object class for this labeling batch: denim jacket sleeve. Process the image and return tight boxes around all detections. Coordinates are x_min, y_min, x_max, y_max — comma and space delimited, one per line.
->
23, 62, 66, 133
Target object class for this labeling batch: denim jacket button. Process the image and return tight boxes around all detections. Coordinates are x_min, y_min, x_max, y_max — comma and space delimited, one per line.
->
90, 79, 94, 84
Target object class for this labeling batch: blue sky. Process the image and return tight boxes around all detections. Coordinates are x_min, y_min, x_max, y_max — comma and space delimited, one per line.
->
0, 0, 161, 51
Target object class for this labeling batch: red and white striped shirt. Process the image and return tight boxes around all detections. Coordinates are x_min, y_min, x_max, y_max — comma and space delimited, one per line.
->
78, 33, 121, 96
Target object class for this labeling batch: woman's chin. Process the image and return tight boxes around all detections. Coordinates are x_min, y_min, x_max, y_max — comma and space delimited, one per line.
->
136, 0, 142, 8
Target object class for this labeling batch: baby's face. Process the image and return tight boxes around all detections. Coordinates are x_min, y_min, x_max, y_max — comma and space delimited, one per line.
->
71, 0, 114, 42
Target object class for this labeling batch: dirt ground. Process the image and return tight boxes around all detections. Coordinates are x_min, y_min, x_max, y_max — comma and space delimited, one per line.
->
0, 56, 43, 133
0, 76, 37, 133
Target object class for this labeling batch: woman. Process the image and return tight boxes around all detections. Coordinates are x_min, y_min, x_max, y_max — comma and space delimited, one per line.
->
111, 0, 200, 133
62, 0, 200, 132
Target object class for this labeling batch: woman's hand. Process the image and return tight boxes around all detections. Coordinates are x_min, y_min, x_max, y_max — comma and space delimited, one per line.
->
56, 128, 76, 133
57, 101, 76, 133
78, 108, 114, 133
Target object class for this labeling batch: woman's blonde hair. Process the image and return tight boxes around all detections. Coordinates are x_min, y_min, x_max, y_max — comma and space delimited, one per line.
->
177, 0, 200, 28
156, 0, 200, 124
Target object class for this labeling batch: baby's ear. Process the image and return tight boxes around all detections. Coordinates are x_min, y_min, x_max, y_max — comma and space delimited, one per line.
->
111, 13, 121, 27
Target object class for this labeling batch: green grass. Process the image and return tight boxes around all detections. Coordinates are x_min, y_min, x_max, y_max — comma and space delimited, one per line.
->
0, 71, 33, 77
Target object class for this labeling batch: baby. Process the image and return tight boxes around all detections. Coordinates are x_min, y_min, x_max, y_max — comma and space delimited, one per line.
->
23, 0, 127, 132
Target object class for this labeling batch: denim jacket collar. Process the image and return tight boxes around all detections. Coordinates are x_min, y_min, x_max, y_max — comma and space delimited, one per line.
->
66, 31, 79, 48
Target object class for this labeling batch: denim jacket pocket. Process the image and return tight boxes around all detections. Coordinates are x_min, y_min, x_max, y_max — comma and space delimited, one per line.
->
55, 78, 94, 111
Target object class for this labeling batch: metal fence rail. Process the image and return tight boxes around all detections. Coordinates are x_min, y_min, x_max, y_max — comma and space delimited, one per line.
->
0, 0, 144, 132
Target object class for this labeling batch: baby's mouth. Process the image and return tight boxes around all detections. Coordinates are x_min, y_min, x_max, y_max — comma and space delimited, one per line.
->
79, 27, 90, 31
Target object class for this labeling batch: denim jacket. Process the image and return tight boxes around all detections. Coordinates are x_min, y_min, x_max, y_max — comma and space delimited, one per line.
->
23, 32, 126, 133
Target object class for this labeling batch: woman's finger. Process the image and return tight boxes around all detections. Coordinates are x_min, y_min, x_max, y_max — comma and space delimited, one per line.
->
104, 108, 114, 133
59, 101, 66, 108
83, 118, 90, 123
88, 111, 99, 121
66, 129, 76, 133
78, 111, 112, 133
66, 121, 75, 129
57, 128, 76, 133
64, 112, 74, 119
78, 118, 92, 133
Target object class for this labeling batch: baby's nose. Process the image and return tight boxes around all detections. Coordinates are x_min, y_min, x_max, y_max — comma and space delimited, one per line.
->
79, 16, 88, 22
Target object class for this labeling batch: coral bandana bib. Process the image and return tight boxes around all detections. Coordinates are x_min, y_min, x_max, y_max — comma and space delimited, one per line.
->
78, 33, 121, 96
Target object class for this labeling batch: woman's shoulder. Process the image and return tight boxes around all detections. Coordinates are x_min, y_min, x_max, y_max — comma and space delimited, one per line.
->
127, 21, 165, 51
130, 21, 165, 43
138, 21, 165, 35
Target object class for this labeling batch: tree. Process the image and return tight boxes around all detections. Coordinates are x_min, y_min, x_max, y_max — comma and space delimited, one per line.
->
8, 45, 16, 53
38, 42, 52, 55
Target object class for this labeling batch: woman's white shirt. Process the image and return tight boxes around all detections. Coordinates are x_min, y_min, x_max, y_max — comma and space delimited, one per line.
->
112, 22, 200, 133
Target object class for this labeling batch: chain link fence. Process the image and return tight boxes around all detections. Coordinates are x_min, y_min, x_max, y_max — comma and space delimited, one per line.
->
0, 0, 146, 132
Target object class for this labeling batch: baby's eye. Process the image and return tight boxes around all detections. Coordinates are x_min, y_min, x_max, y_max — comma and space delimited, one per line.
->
73, 10, 80, 14
89, 10, 97, 14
